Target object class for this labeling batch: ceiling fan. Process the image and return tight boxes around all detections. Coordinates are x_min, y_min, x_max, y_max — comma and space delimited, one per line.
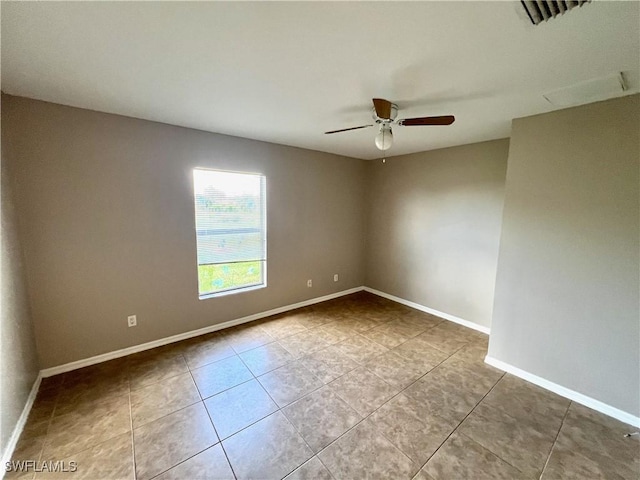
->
325, 98, 455, 151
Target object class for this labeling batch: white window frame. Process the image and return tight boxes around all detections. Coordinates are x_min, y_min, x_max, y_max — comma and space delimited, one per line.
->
192, 168, 267, 299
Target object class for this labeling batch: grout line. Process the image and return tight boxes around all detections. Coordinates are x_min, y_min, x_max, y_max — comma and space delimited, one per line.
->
217, 442, 238, 480
147, 444, 217, 480
458, 431, 524, 473
185, 362, 239, 480
278, 411, 318, 478
144, 354, 233, 479
309, 333, 462, 462
33, 377, 64, 466
127, 376, 138, 480
408, 369, 508, 475
538, 401, 572, 479
314, 454, 338, 480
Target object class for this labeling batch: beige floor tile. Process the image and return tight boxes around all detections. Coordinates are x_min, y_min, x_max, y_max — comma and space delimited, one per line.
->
11, 417, 50, 462
223, 411, 313, 480
35, 432, 133, 480
329, 366, 399, 417
342, 316, 384, 333
203, 378, 278, 439
53, 387, 129, 420
360, 323, 411, 348
258, 362, 323, 407
365, 350, 428, 389
318, 419, 416, 480
54, 361, 129, 418
435, 320, 484, 342
546, 403, 640, 478
283, 456, 333, 480
298, 344, 359, 383
439, 353, 504, 386
396, 309, 442, 328
481, 374, 570, 433
276, 308, 330, 329
333, 335, 389, 364
191, 354, 253, 399
403, 362, 499, 423
130, 372, 201, 428
38, 375, 65, 392
61, 358, 129, 386
42, 393, 131, 460
422, 433, 523, 480
182, 337, 236, 370
370, 393, 456, 465
25, 388, 59, 425
391, 336, 449, 372
448, 340, 489, 364
239, 342, 295, 376
283, 385, 361, 452
310, 322, 358, 345
542, 441, 637, 480
278, 330, 331, 358
154, 444, 234, 480
222, 324, 274, 353
383, 318, 431, 339
459, 403, 556, 477
258, 316, 309, 339
294, 315, 333, 330
133, 403, 217, 480
128, 353, 189, 390
413, 325, 471, 354
412, 470, 437, 480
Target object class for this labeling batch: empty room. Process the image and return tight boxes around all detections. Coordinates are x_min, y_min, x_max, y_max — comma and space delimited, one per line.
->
1, 1, 639, 479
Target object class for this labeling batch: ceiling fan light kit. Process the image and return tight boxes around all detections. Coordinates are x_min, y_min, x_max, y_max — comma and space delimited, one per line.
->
325, 98, 455, 152
375, 125, 393, 151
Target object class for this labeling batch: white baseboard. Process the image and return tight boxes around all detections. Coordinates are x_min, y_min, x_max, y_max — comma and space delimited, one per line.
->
1, 372, 42, 476
485, 355, 640, 428
40, 286, 364, 378
363, 287, 490, 335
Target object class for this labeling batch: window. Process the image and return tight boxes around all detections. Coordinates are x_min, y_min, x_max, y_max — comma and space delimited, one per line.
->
192, 168, 266, 298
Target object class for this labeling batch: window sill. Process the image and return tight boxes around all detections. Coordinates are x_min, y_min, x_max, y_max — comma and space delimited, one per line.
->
198, 283, 266, 300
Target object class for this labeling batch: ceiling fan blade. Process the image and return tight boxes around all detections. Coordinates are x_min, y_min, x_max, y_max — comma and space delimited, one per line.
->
372, 98, 393, 119
399, 115, 455, 126
324, 125, 373, 134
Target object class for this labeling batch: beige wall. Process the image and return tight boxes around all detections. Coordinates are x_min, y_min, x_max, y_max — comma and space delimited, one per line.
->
3, 95, 367, 368
1, 125, 40, 455
489, 95, 640, 416
365, 139, 509, 329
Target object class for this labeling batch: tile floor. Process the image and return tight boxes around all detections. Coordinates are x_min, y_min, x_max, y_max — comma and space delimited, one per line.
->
7, 292, 639, 480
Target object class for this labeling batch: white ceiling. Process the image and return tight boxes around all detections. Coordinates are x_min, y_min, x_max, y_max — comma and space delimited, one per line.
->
2, 1, 639, 160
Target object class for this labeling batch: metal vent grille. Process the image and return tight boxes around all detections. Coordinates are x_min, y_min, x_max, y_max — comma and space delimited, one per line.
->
521, 1, 591, 25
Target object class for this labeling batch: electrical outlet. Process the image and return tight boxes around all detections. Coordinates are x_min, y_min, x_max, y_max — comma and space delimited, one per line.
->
307, 279, 312, 287
333, 274, 339, 282
127, 315, 137, 327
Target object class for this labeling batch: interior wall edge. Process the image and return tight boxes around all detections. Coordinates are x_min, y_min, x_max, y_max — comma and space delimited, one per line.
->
42, 285, 490, 378
363, 287, 490, 335
0, 372, 42, 476
40, 286, 365, 378
485, 355, 640, 428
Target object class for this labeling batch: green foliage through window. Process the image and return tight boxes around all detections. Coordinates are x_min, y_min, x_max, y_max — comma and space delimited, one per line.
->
197, 261, 263, 294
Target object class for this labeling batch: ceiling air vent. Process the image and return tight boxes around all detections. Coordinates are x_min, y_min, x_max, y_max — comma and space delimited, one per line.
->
521, 0, 590, 25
